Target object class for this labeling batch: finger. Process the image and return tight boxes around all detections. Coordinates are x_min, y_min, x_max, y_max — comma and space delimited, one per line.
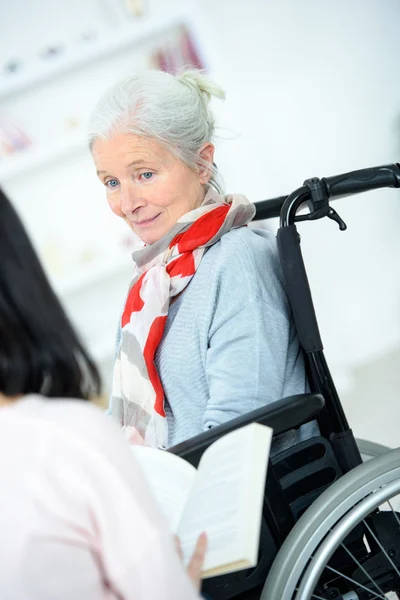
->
187, 532, 207, 589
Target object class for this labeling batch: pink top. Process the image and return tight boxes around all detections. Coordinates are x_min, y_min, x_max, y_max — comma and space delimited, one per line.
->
0, 395, 200, 600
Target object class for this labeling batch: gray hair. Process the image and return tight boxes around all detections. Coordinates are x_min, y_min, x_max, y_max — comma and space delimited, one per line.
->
88, 69, 226, 194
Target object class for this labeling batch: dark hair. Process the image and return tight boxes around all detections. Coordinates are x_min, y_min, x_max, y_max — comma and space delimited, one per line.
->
0, 188, 101, 400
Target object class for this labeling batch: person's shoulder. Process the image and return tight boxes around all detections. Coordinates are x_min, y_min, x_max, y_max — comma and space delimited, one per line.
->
211, 225, 276, 258
18, 393, 106, 423
16, 395, 123, 452
226, 225, 277, 254
10, 396, 166, 532
219, 224, 275, 247
208, 226, 281, 278
17, 395, 143, 486
202, 225, 289, 314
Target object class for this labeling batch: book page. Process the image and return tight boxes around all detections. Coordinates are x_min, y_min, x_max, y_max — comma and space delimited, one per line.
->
131, 446, 197, 533
176, 423, 271, 576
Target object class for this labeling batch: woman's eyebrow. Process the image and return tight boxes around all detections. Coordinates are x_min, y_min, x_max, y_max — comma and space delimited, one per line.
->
97, 158, 157, 176
97, 160, 145, 175
126, 159, 154, 168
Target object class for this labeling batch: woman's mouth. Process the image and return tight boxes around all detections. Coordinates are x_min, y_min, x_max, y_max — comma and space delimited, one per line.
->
135, 213, 161, 227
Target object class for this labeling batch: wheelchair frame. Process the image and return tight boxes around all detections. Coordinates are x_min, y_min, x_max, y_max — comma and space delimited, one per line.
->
169, 163, 400, 600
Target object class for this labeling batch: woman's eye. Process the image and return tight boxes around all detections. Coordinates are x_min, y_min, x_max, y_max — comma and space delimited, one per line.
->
105, 179, 119, 188
140, 172, 153, 180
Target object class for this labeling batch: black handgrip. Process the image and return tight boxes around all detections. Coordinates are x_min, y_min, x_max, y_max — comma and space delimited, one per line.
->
277, 225, 323, 353
323, 163, 400, 199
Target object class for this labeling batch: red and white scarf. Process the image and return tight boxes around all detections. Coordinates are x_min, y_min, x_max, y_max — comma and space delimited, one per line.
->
111, 187, 255, 448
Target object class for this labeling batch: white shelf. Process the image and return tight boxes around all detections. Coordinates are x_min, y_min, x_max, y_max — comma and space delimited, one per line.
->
53, 253, 133, 297
0, 10, 186, 99
0, 135, 87, 181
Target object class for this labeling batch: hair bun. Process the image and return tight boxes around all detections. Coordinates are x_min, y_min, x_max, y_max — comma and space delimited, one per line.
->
177, 70, 226, 101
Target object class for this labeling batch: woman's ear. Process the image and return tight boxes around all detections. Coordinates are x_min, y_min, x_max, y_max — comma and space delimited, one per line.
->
198, 142, 215, 184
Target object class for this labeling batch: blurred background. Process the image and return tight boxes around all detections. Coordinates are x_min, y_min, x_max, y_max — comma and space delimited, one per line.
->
1, 0, 399, 446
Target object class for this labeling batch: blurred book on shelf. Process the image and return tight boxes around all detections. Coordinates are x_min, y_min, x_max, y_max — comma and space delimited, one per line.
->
0, 120, 31, 158
150, 25, 205, 74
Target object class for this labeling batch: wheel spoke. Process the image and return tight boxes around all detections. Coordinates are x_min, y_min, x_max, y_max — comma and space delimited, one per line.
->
261, 457, 400, 600
363, 519, 400, 579
340, 541, 386, 598
325, 565, 386, 599
386, 500, 400, 529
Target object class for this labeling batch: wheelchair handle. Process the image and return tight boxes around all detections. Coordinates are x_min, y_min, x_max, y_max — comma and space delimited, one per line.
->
324, 162, 400, 199
254, 163, 400, 223
254, 162, 400, 441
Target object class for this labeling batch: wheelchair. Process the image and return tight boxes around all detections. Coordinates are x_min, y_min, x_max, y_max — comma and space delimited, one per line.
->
169, 163, 400, 600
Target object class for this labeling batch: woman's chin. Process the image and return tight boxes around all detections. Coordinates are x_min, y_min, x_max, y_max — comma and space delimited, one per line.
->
129, 224, 162, 246
132, 217, 167, 246
139, 231, 163, 245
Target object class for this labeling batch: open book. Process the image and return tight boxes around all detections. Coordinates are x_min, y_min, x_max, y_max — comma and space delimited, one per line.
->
132, 422, 272, 579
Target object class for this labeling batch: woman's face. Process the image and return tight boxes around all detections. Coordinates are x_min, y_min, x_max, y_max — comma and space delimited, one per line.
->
92, 133, 214, 245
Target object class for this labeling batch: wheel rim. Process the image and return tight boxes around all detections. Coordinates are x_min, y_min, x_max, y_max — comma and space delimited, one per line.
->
295, 477, 400, 600
276, 467, 400, 599
262, 451, 400, 600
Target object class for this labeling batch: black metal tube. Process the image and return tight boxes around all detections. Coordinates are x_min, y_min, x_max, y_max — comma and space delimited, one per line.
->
308, 352, 350, 433
253, 195, 288, 220
280, 186, 309, 228
277, 225, 323, 353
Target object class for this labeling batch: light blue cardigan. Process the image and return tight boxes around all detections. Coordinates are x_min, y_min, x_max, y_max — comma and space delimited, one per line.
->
109, 227, 317, 455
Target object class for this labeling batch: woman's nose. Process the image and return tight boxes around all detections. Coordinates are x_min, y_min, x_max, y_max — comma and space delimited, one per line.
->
120, 185, 139, 216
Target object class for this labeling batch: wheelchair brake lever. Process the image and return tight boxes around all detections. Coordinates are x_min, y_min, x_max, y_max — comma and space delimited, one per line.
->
295, 206, 347, 230
327, 207, 347, 231
294, 177, 347, 231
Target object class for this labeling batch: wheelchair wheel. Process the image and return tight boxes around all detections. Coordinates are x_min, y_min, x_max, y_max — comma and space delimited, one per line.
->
261, 448, 400, 600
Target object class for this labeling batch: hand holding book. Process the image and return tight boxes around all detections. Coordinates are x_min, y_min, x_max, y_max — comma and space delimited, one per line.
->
132, 422, 272, 579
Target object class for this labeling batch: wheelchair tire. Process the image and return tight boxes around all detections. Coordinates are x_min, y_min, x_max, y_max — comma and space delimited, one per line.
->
261, 447, 400, 600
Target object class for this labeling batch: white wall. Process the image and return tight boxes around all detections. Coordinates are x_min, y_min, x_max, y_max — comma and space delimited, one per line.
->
1, 0, 400, 406
0, 0, 202, 396
197, 0, 400, 390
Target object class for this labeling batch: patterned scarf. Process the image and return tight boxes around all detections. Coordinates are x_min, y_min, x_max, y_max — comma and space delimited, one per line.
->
110, 187, 255, 448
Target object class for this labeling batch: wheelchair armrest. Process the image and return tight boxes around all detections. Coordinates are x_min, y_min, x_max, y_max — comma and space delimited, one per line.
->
168, 392, 325, 467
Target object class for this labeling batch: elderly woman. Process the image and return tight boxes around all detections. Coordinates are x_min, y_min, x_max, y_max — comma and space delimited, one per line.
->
89, 69, 309, 450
